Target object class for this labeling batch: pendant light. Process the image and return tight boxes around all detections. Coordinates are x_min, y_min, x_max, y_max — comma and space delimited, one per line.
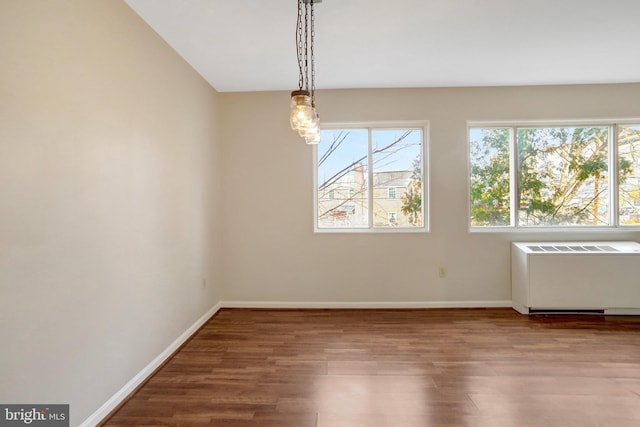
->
290, 0, 321, 145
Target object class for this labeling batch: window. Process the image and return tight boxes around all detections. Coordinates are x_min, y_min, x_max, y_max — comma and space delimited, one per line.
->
388, 212, 397, 225
315, 124, 427, 231
619, 125, 640, 225
469, 122, 640, 229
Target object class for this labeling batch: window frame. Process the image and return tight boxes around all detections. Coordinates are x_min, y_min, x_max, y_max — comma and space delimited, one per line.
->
314, 121, 430, 233
468, 119, 640, 232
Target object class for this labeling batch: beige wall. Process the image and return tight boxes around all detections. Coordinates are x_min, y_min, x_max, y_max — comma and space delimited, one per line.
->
2, 1, 640, 425
0, 1, 222, 425
220, 85, 640, 304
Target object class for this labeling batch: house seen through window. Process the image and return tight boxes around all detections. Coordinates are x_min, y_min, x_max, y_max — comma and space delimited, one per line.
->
316, 125, 427, 231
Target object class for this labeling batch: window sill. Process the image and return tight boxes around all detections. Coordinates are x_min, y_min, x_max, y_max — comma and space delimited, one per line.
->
314, 227, 429, 234
469, 225, 640, 233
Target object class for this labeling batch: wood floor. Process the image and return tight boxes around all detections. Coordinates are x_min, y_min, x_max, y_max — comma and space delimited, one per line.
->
102, 308, 640, 426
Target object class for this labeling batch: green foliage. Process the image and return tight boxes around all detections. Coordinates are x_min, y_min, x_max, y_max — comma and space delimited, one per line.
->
618, 126, 640, 224
470, 126, 614, 227
517, 127, 609, 225
619, 158, 632, 179
401, 156, 423, 226
469, 128, 511, 226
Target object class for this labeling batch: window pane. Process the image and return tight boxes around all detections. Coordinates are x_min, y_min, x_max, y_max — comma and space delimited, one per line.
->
619, 125, 640, 225
371, 129, 423, 227
517, 127, 609, 226
317, 129, 369, 228
469, 128, 511, 226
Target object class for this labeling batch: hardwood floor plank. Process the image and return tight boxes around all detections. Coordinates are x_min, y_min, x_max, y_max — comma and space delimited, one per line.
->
102, 308, 640, 426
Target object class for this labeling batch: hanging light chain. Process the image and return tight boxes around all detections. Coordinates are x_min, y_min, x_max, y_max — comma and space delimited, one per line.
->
290, 0, 321, 145
303, 1, 310, 95
296, 0, 304, 91
310, 0, 316, 106
294, 0, 317, 97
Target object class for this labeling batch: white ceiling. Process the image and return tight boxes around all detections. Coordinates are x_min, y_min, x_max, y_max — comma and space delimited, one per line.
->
124, 0, 640, 93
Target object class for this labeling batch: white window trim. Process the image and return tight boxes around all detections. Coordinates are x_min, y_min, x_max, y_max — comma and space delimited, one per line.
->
314, 121, 430, 233
467, 119, 640, 233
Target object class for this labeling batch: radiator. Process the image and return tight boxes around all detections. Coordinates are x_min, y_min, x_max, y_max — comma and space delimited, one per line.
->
511, 241, 640, 315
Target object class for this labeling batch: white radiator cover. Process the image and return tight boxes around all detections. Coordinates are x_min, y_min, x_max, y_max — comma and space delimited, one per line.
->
511, 241, 640, 315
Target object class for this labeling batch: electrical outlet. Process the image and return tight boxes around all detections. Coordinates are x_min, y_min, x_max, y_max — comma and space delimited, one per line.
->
438, 267, 446, 278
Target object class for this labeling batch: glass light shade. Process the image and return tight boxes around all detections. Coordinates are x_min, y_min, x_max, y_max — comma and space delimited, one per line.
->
290, 91, 314, 131
298, 115, 319, 137
298, 111, 319, 133
304, 129, 321, 145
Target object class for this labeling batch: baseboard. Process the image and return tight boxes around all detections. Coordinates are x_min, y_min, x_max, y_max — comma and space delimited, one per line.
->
221, 300, 512, 309
80, 301, 222, 427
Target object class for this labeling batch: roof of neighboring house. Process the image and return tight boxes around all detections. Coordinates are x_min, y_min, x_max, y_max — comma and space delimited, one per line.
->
372, 170, 413, 188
